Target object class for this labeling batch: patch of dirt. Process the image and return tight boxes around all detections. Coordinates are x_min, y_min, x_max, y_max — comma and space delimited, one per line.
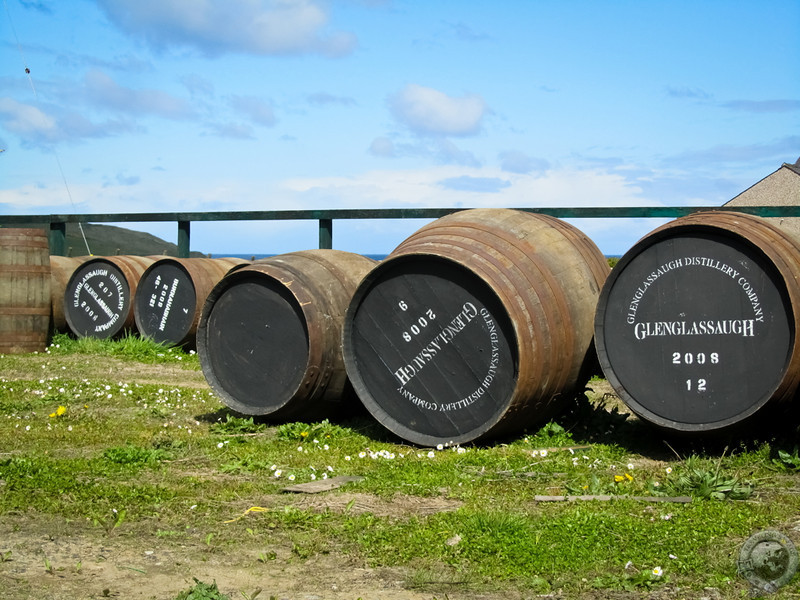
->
289, 491, 463, 518
0, 512, 486, 600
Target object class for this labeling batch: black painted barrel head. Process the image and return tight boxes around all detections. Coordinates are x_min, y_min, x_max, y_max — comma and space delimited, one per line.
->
344, 255, 518, 446
64, 259, 131, 339
596, 229, 794, 431
199, 271, 309, 415
135, 260, 197, 345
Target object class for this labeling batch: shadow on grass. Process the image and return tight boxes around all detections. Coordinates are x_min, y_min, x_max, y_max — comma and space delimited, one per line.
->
549, 386, 800, 461
193, 380, 800, 459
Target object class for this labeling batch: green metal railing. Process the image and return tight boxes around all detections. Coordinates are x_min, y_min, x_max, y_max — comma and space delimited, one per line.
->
2, 206, 800, 257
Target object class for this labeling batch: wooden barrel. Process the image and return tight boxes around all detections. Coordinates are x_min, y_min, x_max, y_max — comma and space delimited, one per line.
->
133, 257, 248, 347
0, 229, 51, 354
197, 250, 376, 419
64, 255, 156, 339
50, 256, 92, 332
342, 208, 610, 446
594, 211, 800, 433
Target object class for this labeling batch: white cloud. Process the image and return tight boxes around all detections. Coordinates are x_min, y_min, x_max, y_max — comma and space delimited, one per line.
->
83, 70, 194, 119
389, 84, 487, 136
439, 176, 510, 193
0, 97, 136, 146
663, 135, 800, 167
307, 92, 357, 107
95, 0, 357, 57
282, 165, 648, 210
0, 98, 57, 138
499, 150, 550, 175
205, 122, 255, 139
369, 136, 395, 157
229, 95, 276, 127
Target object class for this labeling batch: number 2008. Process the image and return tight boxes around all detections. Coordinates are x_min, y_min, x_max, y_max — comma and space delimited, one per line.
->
397, 301, 436, 342
672, 352, 719, 365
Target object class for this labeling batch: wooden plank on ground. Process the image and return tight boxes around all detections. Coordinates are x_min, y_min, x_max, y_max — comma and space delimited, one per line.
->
282, 476, 365, 494
534, 495, 692, 503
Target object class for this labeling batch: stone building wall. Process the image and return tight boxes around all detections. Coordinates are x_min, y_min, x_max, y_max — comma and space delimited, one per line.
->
724, 160, 800, 239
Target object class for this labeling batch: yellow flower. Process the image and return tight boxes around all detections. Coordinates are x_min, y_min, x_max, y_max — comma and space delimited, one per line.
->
49, 405, 67, 418
614, 475, 624, 483
625, 473, 633, 482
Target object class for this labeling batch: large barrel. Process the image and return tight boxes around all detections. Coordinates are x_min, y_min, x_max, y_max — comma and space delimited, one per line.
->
0, 229, 51, 354
64, 255, 156, 339
197, 250, 376, 420
342, 208, 610, 446
134, 257, 247, 347
50, 256, 92, 333
594, 211, 800, 433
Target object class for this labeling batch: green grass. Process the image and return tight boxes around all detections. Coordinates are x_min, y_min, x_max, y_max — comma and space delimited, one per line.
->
1, 336, 799, 599
46, 331, 201, 367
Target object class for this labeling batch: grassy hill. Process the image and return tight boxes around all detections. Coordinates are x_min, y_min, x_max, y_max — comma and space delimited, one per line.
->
2, 223, 205, 258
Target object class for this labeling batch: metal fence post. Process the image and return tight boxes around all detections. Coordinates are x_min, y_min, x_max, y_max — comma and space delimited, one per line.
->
49, 220, 66, 256
178, 220, 190, 258
319, 218, 332, 249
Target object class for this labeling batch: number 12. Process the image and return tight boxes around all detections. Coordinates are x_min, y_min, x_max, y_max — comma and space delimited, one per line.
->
686, 378, 707, 392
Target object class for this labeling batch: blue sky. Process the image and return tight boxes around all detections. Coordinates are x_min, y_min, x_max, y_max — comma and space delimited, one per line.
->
1, 0, 798, 255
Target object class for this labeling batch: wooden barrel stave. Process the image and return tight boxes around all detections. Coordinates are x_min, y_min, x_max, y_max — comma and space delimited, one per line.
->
0, 229, 51, 354
50, 256, 93, 332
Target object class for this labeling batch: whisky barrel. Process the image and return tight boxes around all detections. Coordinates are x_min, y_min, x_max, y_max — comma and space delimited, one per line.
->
594, 211, 800, 433
64, 255, 156, 339
0, 229, 51, 354
50, 256, 92, 332
342, 208, 610, 446
197, 250, 376, 419
133, 257, 247, 347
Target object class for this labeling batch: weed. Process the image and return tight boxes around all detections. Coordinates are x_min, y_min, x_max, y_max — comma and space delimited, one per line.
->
210, 414, 267, 435
524, 420, 574, 447
661, 456, 753, 500
174, 578, 230, 600
156, 530, 182, 538
103, 443, 168, 466
219, 456, 271, 474
256, 551, 276, 563
592, 567, 668, 591
0, 551, 11, 563
565, 472, 616, 495
772, 446, 800, 471
276, 419, 344, 442
93, 508, 126, 535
